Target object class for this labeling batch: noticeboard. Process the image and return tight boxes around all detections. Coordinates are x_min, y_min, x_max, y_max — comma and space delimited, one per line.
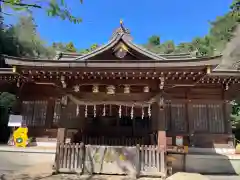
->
8, 115, 23, 127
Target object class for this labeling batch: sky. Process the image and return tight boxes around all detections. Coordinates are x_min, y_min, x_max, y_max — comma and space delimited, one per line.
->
4, 0, 233, 49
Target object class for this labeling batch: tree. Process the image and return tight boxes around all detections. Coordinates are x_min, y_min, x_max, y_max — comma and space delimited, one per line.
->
10, 15, 54, 57
65, 42, 77, 52
0, 0, 83, 24
230, 0, 240, 21
52, 42, 67, 52
79, 48, 89, 54
148, 35, 160, 46
161, 40, 175, 54
90, 43, 98, 51
0, 15, 54, 58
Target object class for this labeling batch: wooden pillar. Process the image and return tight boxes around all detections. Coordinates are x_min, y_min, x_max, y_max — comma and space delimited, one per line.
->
222, 89, 232, 134
45, 98, 55, 128
57, 128, 67, 143
151, 103, 158, 131
57, 96, 68, 142
224, 101, 232, 134
58, 100, 68, 128
157, 103, 166, 151
187, 100, 194, 134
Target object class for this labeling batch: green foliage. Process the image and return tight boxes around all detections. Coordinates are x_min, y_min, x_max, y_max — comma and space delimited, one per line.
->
65, 42, 77, 52
78, 43, 99, 54
161, 40, 175, 54
0, 15, 55, 58
230, 0, 240, 20
52, 42, 66, 52
1, 0, 83, 24
90, 43, 98, 51
231, 100, 240, 129
148, 35, 160, 46
79, 48, 89, 54
0, 92, 16, 108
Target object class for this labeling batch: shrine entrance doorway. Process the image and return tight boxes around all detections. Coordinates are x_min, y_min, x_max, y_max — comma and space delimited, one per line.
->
59, 96, 155, 146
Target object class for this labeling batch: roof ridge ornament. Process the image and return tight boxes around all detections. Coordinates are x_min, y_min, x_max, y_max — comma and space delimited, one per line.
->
120, 19, 123, 25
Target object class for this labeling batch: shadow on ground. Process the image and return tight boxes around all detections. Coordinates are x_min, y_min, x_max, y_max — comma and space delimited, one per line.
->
0, 174, 160, 180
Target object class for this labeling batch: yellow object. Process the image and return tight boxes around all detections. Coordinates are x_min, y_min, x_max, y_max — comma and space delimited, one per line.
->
13, 127, 28, 147
120, 19, 123, 25
236, 143, 240, 154
119, 154, 126, 161
12, 66, 16, 73
206, 65, 211, 74
121, 44, 128, 51
184, 146, 189, 153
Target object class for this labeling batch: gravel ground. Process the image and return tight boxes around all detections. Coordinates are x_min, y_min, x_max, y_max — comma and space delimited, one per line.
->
0, 150, 239, 180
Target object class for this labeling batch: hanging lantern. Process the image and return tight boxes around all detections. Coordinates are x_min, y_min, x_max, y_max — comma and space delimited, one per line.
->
16, 79, 20, 88
92, 85, 99, 93
94, 105, 96, 118
131, 105, 134, 119
76, 105, 79, 116
159, 77, 164, 90
124, 85, 130, 93
60, 75, 65, 81
73, 85, 80, 92
60, 76, 66, 88
141, 106, 145, 119
119, 105, 122, 118
143, 86, 149, 93
61, 96, 68, 106
148, 104, 151, 118
85, 105, 88, 118
225, 84, 229, 91
106, 85, 115, 95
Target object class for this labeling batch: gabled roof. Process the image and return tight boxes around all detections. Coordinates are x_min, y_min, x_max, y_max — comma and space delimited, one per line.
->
73, 33, 167, 61
2, 21, 226, 69
54, 22, 199, 61
3, 54, 222, 68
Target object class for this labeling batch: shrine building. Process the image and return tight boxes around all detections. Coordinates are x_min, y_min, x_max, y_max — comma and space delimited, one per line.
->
0, 22, 239, 150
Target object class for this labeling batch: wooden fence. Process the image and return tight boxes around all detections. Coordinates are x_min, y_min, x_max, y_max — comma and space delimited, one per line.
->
80, 136, 148, 146
54, 143, 166, 178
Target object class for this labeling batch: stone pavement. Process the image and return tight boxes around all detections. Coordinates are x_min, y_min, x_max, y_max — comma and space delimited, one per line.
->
2, 162, 238, 180
1, 163, 159, 180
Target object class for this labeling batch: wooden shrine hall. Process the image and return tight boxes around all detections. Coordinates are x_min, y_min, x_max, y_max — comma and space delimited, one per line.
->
0, 21, 240, 150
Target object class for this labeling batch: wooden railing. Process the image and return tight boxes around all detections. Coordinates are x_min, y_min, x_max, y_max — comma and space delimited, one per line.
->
54, 143, 166, 178
80, 136, 148, 146
139, 145, 166, 176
